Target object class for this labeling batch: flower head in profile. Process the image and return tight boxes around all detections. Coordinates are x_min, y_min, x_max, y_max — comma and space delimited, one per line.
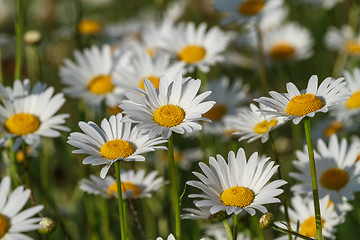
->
0, 79, 69, 150
290, 135, 360, 204
79, 169, 165, 199
187, 148, 286, 216
255, 75, 349, 124
0, 176, 44, 240
120, 73, 215, 139
67, 113, 167, 178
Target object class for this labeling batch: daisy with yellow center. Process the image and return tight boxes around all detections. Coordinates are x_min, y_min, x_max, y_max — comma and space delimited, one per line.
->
255, 75, 349, 124
0, 176, 44, 240
68, 113, 167, 178
232, 103, 284, 143
59, 44, 128, 106
161, 22, 233, 72
187, 148, 286, 216
325, 25, 360, 56
290, 135, 360, 205
275, 195, 342, 240
79, 169, 165, 199
0, 79, 69, 151
120, 73, 215, 139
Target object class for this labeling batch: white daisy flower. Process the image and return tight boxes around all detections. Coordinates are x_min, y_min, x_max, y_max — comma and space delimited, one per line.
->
59, 44, 129, 106
298, 0, 344, 10
213, 0, 284, 25
120, 73, 215, 139
232, 103, 285, 143
187, 148, 287, 216
67, 113, 167, 178
255, 75, 350, 124
181, 202, 230, 221
0, 79, 69, 150
324, 25, 360, 56
156, 234, 176, 240
161, 22, 233, 72
263, 23, 314, 62
79, 169, 165, 199
290, 135, 360, 204
275, 195, 342, 240
0, 176, 44, 240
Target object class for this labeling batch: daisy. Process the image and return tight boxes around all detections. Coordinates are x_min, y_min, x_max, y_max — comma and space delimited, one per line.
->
79, 169, 165, 199
0, 176, 44, 240
120, 73, 215, 139
255, 75, 350, 124
324, 25, 360, 56
290, 135, 360, 204
213, 0, 284, 25
232, 103, 284, 143
187, 148, 286, 216
181, 203, 229, 221
275, 195, 342, 240
0, 79, 69, 151
59, 44, 129, 106
156, 234, 176, 240
67, 113, 167, 178
298, 0, 344, 10
161, 22, 233, 72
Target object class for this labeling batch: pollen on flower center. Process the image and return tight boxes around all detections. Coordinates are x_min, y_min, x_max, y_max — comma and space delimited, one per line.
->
269, 43, 295, 60
346, 90, 360, 109
300, 216, 324, 237
100, 139, 135, 160
323, 121, 344, 137
220, 186, 254, 208
203, 104, 227, 121
78, 19, 101, 35
346, 41, 360, 55
238, 0, 265, 16
5, 113, 40, 135
254, 119, 278, 134
178, 45, 206, 64
286, 93, 324, 117
320, 168, 349, 191
138, 76, 161, 90
153, 105, 185, 127
0, 214, 9, 238
88, 75, 114, 95
106, 181, 142, 198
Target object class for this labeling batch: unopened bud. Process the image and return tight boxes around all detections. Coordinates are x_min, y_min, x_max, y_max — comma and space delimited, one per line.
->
38, 217, 56, 234
24, 30, 42, 45
259, 212, 274, 229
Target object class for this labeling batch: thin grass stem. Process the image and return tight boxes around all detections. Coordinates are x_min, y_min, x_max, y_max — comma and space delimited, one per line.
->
115, 161, 127, 240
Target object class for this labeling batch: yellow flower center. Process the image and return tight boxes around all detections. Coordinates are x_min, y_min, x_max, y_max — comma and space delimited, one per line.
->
138, 76, 161, 90
286, 93, 324, 117
346, 41, 360, 55
203, 104, 227, 121
323, 121, 344, 138
178, 45, 206, 64
88, 75, 114, 95
106, 181, 142, 198
107, 106, 123, 116
356, 153, 360, 163
0, 214, 9, 238
346, 90, 360, 109
254, 119, 278, 134
146, 47, 156, 57
100, 139, 135, 160
5, 113, 40, 135
320, 168, 349, 191
78, 19, 101, 35
300, 216, 324, 237
153, 105, 185, 127
220, 186, 254, 208
238, 0, 265, 16
269, 43, 295, 60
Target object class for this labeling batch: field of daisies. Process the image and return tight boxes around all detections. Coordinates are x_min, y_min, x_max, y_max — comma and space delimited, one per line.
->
1, 0, 360, 239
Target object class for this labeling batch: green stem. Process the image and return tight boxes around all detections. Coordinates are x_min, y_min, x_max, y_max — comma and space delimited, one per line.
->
232, 214, 239, 240
272, 224, 314, 240
168, 135, 181, 239
9, 140, 19, 187
223, 219, 233, 240
14, 0, 23, 80
22, 142, 36, 206
269, 134, 292, 240
100, 198, 110, 240
303, 117, 322, 240
115, 161, 127, 240
256, 23, 268, 93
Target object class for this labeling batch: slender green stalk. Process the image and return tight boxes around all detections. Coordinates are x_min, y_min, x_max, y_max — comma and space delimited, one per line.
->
303, 117, 322, 240
9, 140, 19, 187
269, 134, 292, 240
271, 223, 314, 240
115, 161, 127, 240
223, 219, 233, 240
14, 0, 24, 80
256, 23, 268, 93
232, 214, 239, 240
0, 48, 3, 84
22, 142, 36, 206
168, 135, 181, 238
100, 198, 110, 240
